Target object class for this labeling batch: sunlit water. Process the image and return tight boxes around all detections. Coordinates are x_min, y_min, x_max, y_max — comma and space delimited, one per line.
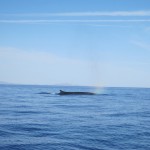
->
0, 85, 150, 150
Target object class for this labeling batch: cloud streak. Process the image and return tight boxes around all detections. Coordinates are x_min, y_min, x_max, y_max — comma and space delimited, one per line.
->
2, 11, 150, 17
132, 41, 150, 51
0, 19, 150, 24
1, 10, 150, 24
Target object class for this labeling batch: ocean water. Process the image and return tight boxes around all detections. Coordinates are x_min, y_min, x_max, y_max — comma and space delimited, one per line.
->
0, 85, 150, 150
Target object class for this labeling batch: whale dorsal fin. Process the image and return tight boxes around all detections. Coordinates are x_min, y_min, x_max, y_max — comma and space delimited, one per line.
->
60, 90, 64, 93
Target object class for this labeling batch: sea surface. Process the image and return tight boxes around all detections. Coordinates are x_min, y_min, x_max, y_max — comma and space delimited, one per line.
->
0, 84, 150, 150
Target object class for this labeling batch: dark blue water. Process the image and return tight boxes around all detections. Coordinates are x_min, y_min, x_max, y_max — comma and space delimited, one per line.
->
0, 85, 150, 150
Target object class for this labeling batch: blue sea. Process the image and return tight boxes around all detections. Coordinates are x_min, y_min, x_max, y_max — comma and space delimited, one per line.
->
0, 84, 150, 150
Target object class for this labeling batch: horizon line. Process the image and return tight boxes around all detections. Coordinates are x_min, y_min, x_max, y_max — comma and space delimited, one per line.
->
0, 82, 150, 89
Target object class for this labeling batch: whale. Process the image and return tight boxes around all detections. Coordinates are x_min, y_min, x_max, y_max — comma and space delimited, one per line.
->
57, 90, 95, 95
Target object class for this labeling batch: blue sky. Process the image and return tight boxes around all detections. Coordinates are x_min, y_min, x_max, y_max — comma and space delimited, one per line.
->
0, 0, 150, 87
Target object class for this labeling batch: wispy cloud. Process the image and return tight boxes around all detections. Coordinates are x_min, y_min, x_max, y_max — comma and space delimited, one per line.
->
41, 11, 150, 17
89, 24, 131, 28
2, 11, 150, 17
145, 26, 150, 32
0, 47, 96, 85
1, 10, 150, 24
132, 41, 150, 51
0, 19, 150, 24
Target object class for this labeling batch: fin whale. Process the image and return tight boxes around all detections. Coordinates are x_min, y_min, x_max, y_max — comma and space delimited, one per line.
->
58, 90, 95, 95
